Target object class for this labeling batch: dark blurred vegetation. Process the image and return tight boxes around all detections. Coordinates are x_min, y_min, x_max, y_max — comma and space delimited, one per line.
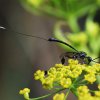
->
0, 0, 100, 100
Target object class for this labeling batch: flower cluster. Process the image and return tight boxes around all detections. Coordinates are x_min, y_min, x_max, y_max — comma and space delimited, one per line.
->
19, 59, 100, 100
53, 93, 65, 100
34, 59, 100, 89
19, 88, 30, 100
77, 85, 100, 100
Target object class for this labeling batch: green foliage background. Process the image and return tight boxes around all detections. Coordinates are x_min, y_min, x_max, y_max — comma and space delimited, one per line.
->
20, 0, 100, 60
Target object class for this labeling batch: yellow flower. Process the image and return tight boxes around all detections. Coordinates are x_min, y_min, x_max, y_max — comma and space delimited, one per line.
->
68, 59, 79, 65
98, 84, 100, 90
84, 66, 96, 74
78, 93, 93, 100
60, 78, 72, 88
42, 76, 54, 89
48, 67, 57, 76
19, 88, 30, 100
54, 64, 64, 69
93, 64, 100, 73
53, 93, 65, 100
95, 91, 100, 97
77, 86, 89, 96
69, 65, 83, 78
78, 86, 100, 100
34, 70, 45, 80
84, 73, 96, 84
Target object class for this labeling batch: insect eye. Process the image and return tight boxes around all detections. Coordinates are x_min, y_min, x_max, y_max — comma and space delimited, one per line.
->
80, 53, 86, 58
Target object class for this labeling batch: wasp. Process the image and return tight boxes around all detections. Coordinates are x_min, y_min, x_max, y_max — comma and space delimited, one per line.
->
0, 26, 99, 65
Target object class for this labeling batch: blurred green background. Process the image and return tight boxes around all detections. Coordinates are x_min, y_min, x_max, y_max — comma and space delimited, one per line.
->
20, 0, 100, 59
0, 0, 100, 100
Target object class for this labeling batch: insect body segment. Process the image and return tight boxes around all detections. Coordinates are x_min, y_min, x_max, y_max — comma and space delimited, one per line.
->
60, 52, 87, 64
48, 38, 99, 64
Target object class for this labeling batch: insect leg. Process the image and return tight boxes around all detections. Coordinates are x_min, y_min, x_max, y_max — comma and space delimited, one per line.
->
61, 57, 65, 64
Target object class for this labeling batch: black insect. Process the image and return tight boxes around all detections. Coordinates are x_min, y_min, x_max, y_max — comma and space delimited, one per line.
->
48, 38, 100, 64
0, 26, 99, 65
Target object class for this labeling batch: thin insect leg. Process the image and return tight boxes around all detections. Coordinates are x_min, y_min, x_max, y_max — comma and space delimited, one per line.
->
91, 60, 100, 63
61, 57, 65, 64
91, 57, 100, 63
45, 71, 47, 75
92, 57, 100, 60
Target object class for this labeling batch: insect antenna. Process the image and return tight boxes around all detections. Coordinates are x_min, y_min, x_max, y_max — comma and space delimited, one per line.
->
0, 26, 78, 52
0, 26, 48, 41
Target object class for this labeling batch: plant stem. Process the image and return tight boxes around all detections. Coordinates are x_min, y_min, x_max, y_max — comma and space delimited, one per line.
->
64, 88, 70, 100
68, 17, 80, 33
29, 88, 66, 100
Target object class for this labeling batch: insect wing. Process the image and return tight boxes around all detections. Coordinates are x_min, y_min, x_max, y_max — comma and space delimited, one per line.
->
60, 52, 78, 58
